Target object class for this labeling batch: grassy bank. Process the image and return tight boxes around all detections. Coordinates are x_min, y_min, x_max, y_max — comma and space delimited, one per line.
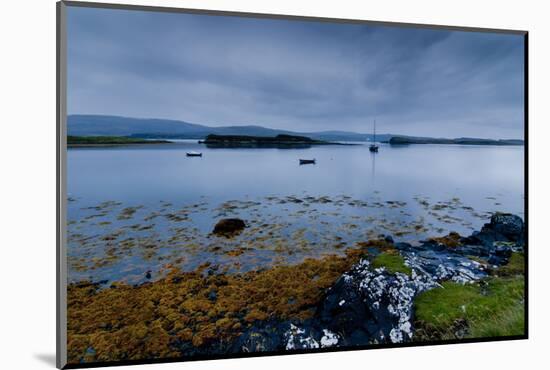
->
413, 253, 525, 340
371, 250, 412, 276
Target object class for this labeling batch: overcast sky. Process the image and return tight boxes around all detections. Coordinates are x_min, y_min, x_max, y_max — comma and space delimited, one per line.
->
67, 6, 525, 138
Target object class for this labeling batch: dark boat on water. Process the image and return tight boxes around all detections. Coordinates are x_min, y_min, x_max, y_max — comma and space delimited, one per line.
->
299, 159, 316, 165
369, 119, 379, 152
186, 151, 202, 157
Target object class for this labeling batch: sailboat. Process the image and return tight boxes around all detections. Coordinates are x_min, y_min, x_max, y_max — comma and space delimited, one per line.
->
369, 119, 379, 152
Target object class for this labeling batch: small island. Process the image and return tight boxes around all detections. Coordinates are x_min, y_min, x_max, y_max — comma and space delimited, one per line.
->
67, 136, 171, 147
199, 134, 347, 148
388, 136, 524, 146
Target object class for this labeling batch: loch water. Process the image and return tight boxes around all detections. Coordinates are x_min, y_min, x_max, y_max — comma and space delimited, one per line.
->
67, 141, 524, 284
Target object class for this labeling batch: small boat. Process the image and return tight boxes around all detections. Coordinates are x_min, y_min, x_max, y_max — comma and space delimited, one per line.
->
299, 159, 316, 165
369, 119, 379, 152
186, 151, 202, 157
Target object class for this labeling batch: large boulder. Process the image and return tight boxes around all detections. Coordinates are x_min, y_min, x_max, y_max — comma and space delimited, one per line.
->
317, 272, 372, 343
316, 258, 425, 345
488, 213, 524, 240
464, 213, 524, 250
212, 218, 246, 237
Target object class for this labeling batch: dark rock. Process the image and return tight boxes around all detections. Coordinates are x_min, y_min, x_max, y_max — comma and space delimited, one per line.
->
231, 321, 288, 353
494, 244, 513, 257
286, 197, 304, 203
173, 338, 234, 357
488, 213, 524, 240
170, 276, 183, 284
316, 259, 423, 345
318, 275, 372, 341
213, 218, 247, 237
208, 290, 218, 301
145, 270, 152, 279
454, 243, 491, 258
465, 213, 524, 248
487, 244, 513, 265
420, 240, 447, 252
207, 264, 220, 276
394, 242, 412, 251
451, 318, 469, 339
463, 230, 493, 249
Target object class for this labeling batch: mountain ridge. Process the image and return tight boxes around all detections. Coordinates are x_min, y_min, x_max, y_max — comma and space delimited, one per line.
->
67, 114, 523, 144
67, 114, 388, 142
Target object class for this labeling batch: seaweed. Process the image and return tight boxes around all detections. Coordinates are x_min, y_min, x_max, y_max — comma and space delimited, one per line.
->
67, 247, 369, 363
117, 206, 143, 220
428, 231, 462, 248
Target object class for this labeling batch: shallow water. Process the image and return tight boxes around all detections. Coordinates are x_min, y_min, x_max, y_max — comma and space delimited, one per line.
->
67, 141, 524, 284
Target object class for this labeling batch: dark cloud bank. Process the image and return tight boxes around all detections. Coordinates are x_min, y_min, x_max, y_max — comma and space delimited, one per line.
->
67, 6, 525, 139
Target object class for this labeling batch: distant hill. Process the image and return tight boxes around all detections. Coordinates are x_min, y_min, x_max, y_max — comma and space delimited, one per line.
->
67, 115, 385, 142
67, 115, 522, 145
67, 115, 211, 137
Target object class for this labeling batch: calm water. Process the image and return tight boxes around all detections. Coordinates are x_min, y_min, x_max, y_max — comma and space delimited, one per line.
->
67, 141, 524, 284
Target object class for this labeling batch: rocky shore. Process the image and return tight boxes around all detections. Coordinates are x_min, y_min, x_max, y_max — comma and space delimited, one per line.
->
230, 213, 525, 352
67, 213, 525, 364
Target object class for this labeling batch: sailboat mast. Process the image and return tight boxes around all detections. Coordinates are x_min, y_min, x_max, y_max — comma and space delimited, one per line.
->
368, 118, 379, 152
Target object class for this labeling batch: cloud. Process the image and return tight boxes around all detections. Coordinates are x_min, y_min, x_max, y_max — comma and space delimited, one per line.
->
67, 6, 525, 138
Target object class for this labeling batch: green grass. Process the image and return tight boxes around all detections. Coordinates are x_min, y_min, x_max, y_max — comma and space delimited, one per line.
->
67, 136, 169, 145
470, 303, 524, 337
494, 252, 525, 277
371, 252, 412, 276
414, 276, 525, 339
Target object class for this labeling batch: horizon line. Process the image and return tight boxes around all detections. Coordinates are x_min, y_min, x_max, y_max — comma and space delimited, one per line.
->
67, 113, 524, 141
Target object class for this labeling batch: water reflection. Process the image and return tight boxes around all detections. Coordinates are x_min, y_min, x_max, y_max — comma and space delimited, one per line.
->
371, 150, 377, 183
67, 141, 524, 283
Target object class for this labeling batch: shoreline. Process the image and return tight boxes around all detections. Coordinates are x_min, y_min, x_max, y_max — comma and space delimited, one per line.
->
67, 135, 171, 147
67, 212, 525, 364
66, 193, 523, 285
387, 136, 524, 146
